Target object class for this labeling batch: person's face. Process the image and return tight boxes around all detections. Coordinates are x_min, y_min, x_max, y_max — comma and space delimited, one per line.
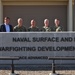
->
54, 19, 60, 26
44, 20, 49, 27
4, 18, 10, 24
18, 19, 23, 26
31, 20, 36, 27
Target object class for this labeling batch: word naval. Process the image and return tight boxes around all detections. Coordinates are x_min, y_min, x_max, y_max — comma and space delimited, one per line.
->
12, 37, 74, 42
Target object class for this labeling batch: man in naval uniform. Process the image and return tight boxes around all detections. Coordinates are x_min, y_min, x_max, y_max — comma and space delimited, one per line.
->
53, 19, 63, 32
28, 19, 39, 32
41, 19, 52, 32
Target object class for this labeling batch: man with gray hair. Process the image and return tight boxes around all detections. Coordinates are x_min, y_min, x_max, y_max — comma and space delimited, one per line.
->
13, 18, 26, 32
41, 19, 52, 32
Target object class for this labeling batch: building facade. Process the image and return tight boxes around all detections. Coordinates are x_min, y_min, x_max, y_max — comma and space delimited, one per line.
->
0, 0, 74, 31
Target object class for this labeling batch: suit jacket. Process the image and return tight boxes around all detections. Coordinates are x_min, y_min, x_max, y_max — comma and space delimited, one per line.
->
0, 24, 13, 32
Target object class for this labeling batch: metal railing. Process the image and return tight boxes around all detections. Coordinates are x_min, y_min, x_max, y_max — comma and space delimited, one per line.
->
0, 57, 19, 74
48, 57, 75, 74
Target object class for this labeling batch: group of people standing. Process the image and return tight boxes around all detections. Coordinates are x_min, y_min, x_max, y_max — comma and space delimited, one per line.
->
0, 17, 63, 32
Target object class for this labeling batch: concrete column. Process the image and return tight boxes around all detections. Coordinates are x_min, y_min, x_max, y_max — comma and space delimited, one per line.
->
67, 0, 73, 31
0, 0, 3, 25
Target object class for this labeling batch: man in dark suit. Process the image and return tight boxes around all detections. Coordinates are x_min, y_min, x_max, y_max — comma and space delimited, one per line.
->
0, 17, 13, 32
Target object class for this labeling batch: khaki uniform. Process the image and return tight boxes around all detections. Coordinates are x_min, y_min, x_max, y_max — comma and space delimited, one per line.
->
41, 26, 52, 32
28, 26, 39, 32
13, 25, 26, 32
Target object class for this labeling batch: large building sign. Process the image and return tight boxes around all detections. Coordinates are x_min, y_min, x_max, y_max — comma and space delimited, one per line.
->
0, 32, 75, 64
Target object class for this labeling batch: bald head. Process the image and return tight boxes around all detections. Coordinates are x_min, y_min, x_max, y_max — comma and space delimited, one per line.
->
17, 18, 23, 26
44, 19, 49, 27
